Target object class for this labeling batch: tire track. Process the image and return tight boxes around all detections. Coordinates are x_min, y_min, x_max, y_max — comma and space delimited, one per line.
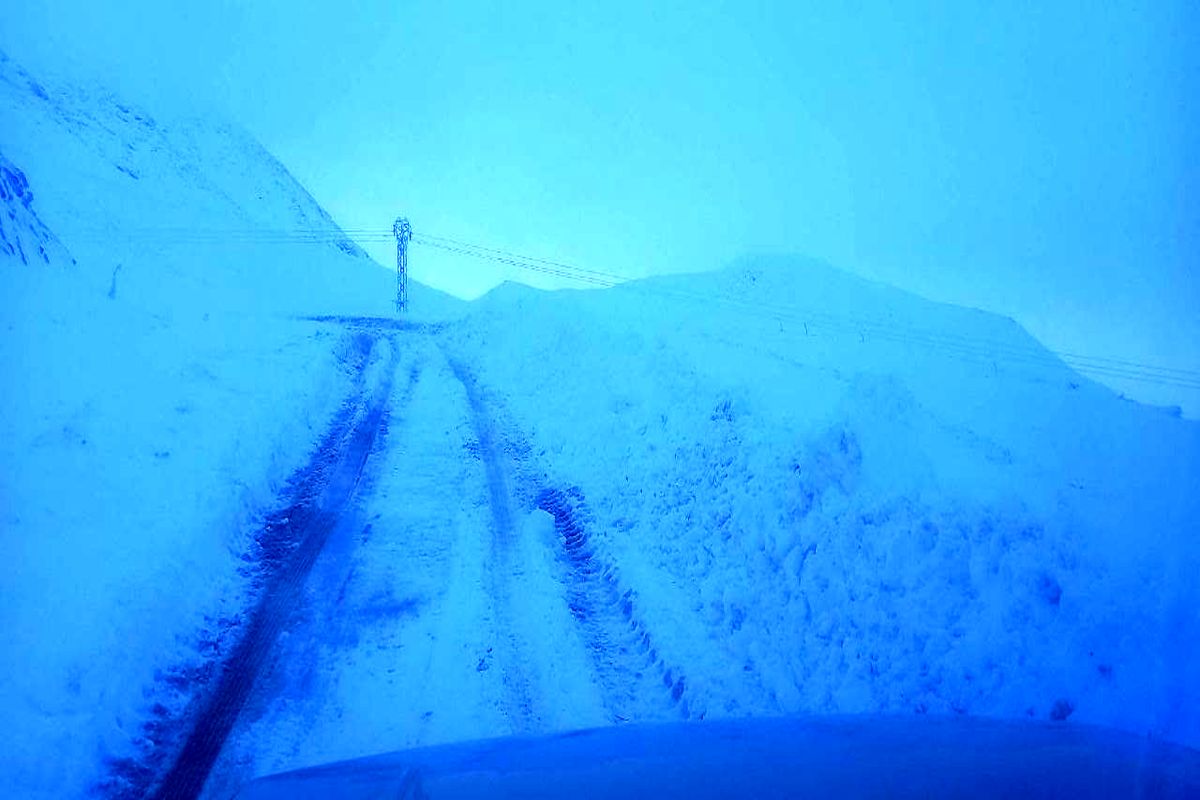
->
442, 349, 692, 726
195, 348, 428, 799
129, 332, 402, 800
536, 487, 695, 721
444, 354, 539, 734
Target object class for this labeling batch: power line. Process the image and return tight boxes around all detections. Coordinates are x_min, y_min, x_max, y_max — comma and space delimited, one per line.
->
406, 234, 1200, 391
67, 223, 1200, 391
413, 238, 617, 288
412, 233, 629, 285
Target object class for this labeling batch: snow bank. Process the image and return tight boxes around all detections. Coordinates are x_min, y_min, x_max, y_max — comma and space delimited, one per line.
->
446, 254, 1200, 746
0, 54, 455, 798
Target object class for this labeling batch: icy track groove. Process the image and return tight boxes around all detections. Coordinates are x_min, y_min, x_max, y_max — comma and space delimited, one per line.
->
446, 351, 691, 727
534, 487, 694, 722
446, 355, 540, 733
135, 326, 707, 797
210, 333, 651, 787
142, 332, 401, 800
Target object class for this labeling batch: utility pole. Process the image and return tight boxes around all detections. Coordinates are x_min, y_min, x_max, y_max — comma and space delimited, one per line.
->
393, 217, 412, 313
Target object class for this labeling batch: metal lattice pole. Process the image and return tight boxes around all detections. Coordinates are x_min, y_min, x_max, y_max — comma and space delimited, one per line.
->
393, 217, 412, 313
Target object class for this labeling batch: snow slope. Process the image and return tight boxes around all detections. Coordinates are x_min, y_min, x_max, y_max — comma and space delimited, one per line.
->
445, 254, 1200, 746
0, 53, 458, 799
3, 48, 1198, 800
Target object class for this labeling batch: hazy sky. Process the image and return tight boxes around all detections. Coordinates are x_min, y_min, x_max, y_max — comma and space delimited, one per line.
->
3, 1, 1197, 411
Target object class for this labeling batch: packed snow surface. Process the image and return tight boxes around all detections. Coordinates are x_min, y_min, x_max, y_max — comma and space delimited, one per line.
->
1, 54, 1197, 799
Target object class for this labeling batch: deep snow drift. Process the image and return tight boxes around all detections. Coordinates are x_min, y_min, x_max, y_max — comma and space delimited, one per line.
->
444, 260, 1200, 744
2, 52, 1197, 800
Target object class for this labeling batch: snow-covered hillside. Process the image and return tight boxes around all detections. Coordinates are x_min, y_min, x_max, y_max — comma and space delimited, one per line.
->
3, 51, 1197, 800
0, 53, 457, 799
445, 256, 1200, 744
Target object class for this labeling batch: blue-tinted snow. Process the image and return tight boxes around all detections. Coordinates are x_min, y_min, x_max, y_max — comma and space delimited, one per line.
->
0, 55, 454, 798
445, 258, 1200, 742
1, 53, 1197, 799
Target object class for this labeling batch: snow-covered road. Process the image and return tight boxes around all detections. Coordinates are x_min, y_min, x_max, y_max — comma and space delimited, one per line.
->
9, 52, 1197, 800
106, 296, 1200, 800
175, 324, 682, 798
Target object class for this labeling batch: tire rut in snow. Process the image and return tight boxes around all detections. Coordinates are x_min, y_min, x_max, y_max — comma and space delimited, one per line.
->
444, 351, 691, 726
536, 487, 695, 722
104, 332, 402, 800
445, 354, 538, 734
299, 315, 445, 335
196, 353, 426, 799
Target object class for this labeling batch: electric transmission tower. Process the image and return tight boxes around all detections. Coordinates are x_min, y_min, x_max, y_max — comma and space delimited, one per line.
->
393, 217, 412, 313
